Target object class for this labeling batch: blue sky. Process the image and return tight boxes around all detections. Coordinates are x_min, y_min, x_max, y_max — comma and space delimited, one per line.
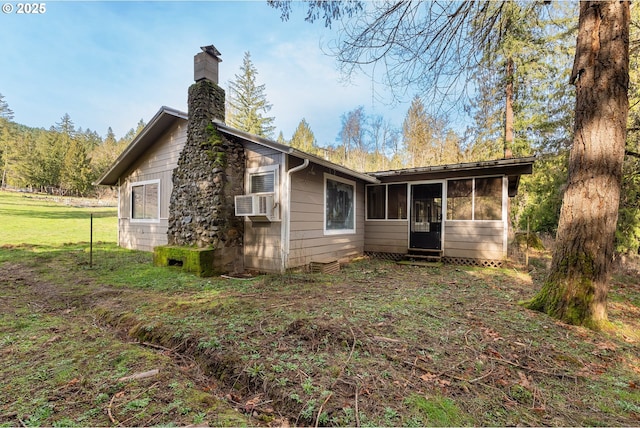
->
0, 1, 411, 146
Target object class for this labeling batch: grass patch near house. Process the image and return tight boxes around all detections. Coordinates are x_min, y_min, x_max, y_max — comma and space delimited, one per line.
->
1, 193, 639, 426
0, 190, 116, 246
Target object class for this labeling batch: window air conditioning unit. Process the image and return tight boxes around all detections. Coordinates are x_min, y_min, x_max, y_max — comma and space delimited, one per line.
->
234, 194, 274, 221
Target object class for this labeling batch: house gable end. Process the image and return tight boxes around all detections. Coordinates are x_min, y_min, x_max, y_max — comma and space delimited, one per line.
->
96, 106, 187, 186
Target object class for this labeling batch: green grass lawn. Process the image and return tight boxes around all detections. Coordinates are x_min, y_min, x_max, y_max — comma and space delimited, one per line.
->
0, 190, 117, 245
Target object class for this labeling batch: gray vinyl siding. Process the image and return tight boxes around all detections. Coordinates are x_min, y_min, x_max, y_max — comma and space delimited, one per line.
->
364, 220, 409, 254
242, 142, 283, 272
244, 221, 282, 273
118, 120, 187, 251
443, 220, 505, 259
245, 141, 281, 168
118, 218, 170, 252
288, 167, 365, 267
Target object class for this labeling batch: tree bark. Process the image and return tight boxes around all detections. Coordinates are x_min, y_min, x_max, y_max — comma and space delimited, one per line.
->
526, 1, 629, 329
504, 56, 514, 159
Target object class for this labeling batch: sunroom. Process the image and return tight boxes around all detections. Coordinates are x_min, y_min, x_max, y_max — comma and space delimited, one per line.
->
364, 157, 535, 266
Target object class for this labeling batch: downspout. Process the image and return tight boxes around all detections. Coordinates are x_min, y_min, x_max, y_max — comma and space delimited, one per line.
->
117, 177, 121, 247
281, 158, 309, 271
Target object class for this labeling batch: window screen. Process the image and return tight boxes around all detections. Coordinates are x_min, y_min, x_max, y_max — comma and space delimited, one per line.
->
367, 185, 386, 219
446, 179, 472, 220
250, 171, 275, 193
474, 177, 502, 220
388, 184, 407, 219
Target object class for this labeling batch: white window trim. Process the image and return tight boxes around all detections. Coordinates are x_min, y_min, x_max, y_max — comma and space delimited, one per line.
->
246, 164, 280, 221
324, 173, 356, 235
246, 165, 279, 194
130, 179, 160, 223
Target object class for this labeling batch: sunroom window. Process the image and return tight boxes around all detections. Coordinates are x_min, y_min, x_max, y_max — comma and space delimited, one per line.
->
366, 185, 386, 219
446, 177, 502, 221
388, 184, 407, 219
446, 179, 473, 220
366, 183, 407, 220
474, 177, 502, 220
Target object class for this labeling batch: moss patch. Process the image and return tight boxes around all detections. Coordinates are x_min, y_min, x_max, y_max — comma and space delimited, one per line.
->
153, 245, 216, 277
203, 122, 226, 168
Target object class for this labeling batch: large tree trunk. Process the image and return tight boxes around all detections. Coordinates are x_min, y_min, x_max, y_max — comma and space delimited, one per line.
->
526, 1, 629, 329
504, 56, 514, 159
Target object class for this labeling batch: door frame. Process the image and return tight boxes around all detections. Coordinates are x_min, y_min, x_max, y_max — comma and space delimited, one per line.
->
408, 180, 445, 251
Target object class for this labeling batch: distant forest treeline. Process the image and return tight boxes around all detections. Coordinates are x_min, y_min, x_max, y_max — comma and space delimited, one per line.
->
0, 108, 145, 198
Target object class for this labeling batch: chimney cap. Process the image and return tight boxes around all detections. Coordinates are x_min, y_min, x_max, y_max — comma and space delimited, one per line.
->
201, 45, 222, 62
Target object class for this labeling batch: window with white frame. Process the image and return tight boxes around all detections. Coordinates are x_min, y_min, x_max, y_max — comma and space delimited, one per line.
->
325, 174, 356, 234
244, 165, 279, 220
446, 176, 503, 221
131, 180, 159, 221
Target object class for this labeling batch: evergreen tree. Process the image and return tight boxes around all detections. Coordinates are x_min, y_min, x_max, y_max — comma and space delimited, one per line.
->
466, 2, 575, 160
526, 1, 630, 328
226, 52, 276, 138
90, 127, 116, 184
119, 119, 147, 153
289, 118, 317, 153
0, 122, 16, 188
0, 93, 15, 187
402, 96, 455, 167
56, 113, 76, 141
617, 3, 640, 254
403, 97, 430, 168
61, 137, 92, 196
14, 128, 58, 191
0, 93, 14, 120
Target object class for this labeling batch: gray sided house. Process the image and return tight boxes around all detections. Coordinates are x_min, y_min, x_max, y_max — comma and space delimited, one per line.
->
97, 45, 534, 274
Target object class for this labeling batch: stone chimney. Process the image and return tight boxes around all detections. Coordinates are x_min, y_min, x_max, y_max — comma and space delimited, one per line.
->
167, 45, 246, 274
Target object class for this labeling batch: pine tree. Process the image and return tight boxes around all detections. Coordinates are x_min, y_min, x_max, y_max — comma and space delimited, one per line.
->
617, 3, 640, 254
90, 127, 118, 182
0, 93, 15, 187
226, 52, 276, 138
402, 96, 454, 167
0, 93, 14, 120
290, 118, 317, 153
525, 0, 630, 328
61, 137, 92, 196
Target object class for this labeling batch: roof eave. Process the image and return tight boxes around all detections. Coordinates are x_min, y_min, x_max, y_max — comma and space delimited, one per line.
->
370, 156, 537, 178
